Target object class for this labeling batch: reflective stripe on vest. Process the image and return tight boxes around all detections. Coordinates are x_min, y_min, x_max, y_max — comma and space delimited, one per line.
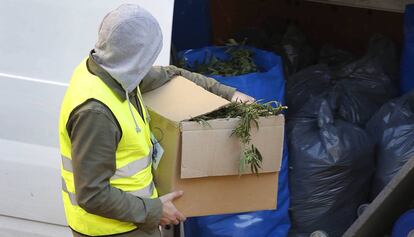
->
61, 149, 153, 180
59, 59, 157, 236
61, 178, 155, 206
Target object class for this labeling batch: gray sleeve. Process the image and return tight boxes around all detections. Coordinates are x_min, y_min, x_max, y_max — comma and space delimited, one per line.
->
140, 66, 237, 100
67, 101, 162, 232
139, 66, 171, 94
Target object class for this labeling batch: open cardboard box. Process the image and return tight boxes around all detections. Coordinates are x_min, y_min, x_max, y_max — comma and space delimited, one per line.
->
143, 76, 285, 217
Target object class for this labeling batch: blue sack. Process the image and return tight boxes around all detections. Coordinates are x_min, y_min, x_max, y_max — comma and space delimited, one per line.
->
180, 46, 290, 237
179, 47, 285, 102
392, 210, 414, 237
401, 4, 414, 94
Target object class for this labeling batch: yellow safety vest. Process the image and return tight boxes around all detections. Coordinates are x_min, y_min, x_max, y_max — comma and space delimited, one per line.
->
59, 60, 157, 236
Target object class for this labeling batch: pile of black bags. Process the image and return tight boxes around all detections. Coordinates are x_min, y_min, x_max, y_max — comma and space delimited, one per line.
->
287, 34, 399, 237
234, 25, 404, 236
287, 35, 398, 126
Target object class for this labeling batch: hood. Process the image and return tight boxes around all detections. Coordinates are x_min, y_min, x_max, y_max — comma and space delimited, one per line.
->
93, 4, 163, 93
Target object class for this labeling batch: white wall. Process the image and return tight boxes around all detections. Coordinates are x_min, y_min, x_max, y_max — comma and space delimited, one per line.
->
0, 0, 175, 229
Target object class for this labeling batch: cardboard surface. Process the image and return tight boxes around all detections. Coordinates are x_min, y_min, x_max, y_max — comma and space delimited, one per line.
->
173, 173, 279, 217
143, 76, 284, 217
143, 76, 230, 122
148, 110, 179, 197
181, 116, 284, 178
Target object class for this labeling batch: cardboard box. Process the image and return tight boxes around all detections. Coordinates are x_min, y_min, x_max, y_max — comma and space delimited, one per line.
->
143, 76, 285, 217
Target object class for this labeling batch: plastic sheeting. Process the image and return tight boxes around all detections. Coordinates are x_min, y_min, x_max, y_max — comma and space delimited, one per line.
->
287, 34, 398, 126
365, 34, 399, 83
334, 58, 397, 126
366, 92, 414, 198
287, 98, 375, 237
318, 44, 355, 70
401, 4, 414, 94
286, 64, 332, 117
286, 58, 396, 126
281, 25, 316, 75
180, 46, 290, 237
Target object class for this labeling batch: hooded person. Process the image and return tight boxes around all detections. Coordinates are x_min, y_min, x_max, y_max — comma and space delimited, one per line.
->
58, 4, 253, 237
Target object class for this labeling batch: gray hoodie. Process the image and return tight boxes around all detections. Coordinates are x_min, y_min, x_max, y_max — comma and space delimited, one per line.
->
94, 4, 163, 93
93, 4, 164, 133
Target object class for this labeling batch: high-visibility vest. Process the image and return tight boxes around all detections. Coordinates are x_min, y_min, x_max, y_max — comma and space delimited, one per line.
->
59, 59, 157, 236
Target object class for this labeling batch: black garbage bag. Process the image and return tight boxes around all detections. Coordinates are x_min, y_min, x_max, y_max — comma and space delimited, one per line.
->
366, 91, 414, 198
286, 64, 332, 117
365, 34, 400, 82
286, 58, 397, 125
288, 98, 375, 237
281, 24, 316, 75
318, 44, 355, 70
333, 58, 398, 126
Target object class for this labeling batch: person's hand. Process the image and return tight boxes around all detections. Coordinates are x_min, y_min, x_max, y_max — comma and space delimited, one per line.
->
159, 191, 186, 226
231, 91, 255, 103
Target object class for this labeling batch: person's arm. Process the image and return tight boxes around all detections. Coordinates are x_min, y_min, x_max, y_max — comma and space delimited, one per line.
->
140, 66, 237, 100
67, 101, 162, 232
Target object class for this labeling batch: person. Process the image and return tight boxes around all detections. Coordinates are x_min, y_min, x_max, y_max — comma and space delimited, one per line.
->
58, 4, 254, 237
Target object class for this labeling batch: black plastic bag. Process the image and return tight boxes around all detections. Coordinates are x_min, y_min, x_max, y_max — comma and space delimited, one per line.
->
365, 34, 400, 82
281, 24, 316, 75
318, 44, 355, 70
286, 64, 332, 117
288, 98, 375, 237
286, 59, 396, 125
333, 58, 398, 126
366, 91, 414, 198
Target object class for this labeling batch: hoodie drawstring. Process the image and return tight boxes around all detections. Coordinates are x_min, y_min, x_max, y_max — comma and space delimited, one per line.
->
126, 90, 141, 133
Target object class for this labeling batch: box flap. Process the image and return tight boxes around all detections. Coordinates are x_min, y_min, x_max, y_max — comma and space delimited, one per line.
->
142, 76, 231, 122
180, 115, 285, 178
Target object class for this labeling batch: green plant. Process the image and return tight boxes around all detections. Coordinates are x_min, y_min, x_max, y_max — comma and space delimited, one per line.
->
183, 39, 259, 76
191, 101, 287, 175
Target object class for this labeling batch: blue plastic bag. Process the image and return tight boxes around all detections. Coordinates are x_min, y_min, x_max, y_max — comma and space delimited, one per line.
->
180, 46, 290, 237
392, 210, 414, 237
179, 47, 285, 102
401, 4, 414, 94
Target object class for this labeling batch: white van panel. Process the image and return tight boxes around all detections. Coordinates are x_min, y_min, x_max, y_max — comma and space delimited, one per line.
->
0, 138, 64, 225
0, 0, 175, 232
0, 0, 174, 83
0, 215, 71, 237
